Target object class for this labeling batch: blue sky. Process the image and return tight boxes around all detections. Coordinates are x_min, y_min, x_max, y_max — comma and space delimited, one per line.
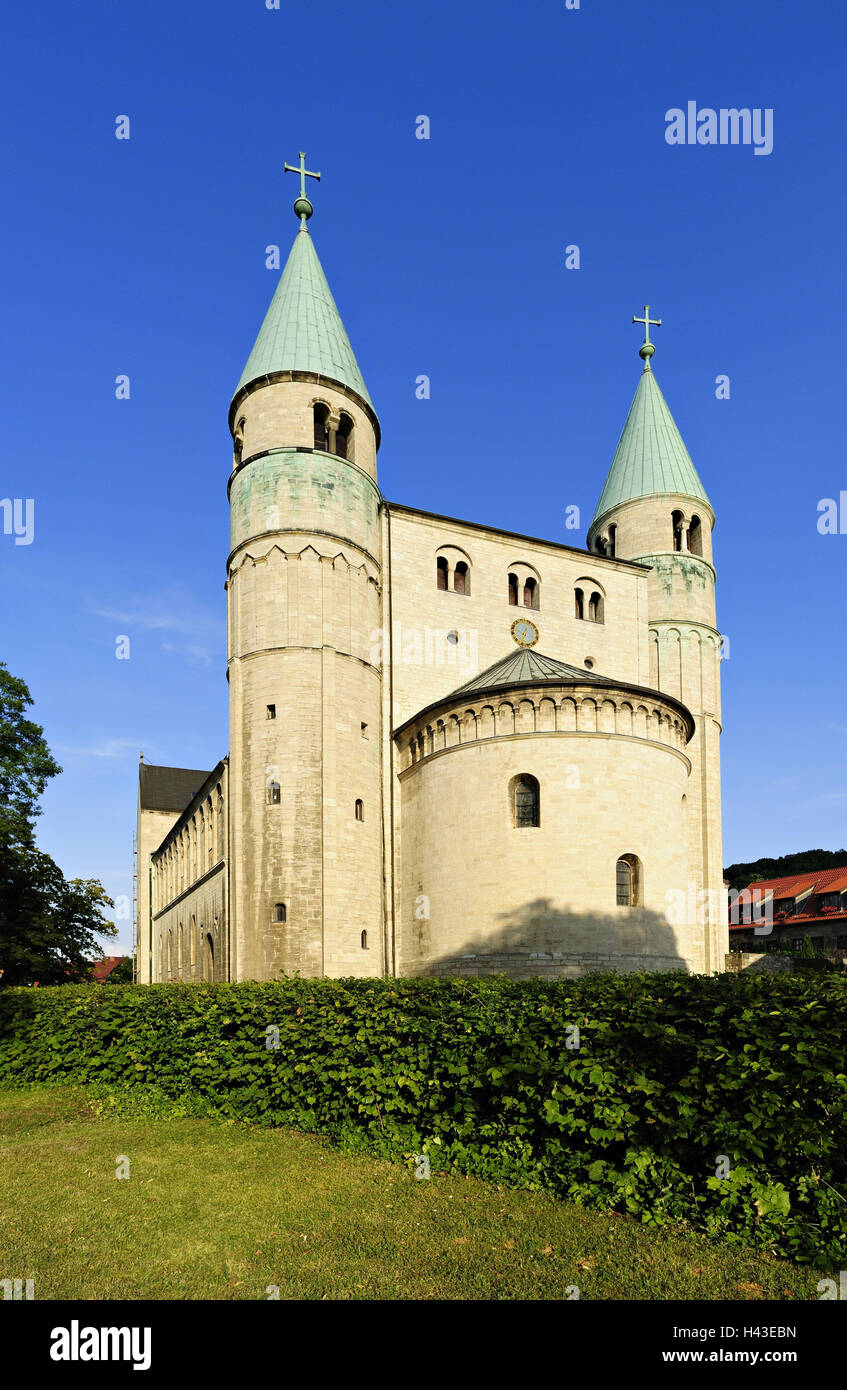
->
2, 0, 845, 954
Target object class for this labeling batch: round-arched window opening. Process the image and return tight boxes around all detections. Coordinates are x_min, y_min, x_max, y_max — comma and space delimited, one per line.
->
336, 412, 354, 460
453, 560, 470, 595
584, 658, 594, 669
510, 774, 540, 829
273, 903, 287, 924
313, 402, 330, 451
446, 631, 459, 645
616, 854, 642, 907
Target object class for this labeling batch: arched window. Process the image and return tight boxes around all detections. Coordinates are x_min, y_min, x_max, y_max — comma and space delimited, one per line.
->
177, 923, 184, 975
233, 418, 245, 469
574, 587, 584, 620
167, 929, 173, 980
313, 402, 330, 451
511, 774, 540, 828
616, 854, 641, 907
608, 524, 616, 559
361, 930, 368, 949
523, 577, 538, 609
267, 781, 281, 805
204, 933, 215, 983
436, 556, 448, 591
671, 509, 684, 552
355, 799, 364, 821
588, 590, 604, 623
273, 903, 287, 924
454, 560, 469, 595
688, 514, 703, 557
336, 412, 354, 460
508, 572, 519, 606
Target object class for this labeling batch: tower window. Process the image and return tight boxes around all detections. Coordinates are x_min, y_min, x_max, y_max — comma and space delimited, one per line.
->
361, 930, 368, 949
267, 704, 276, 720
689, 514, 703, 557
313, 402, 330, 451
355, 799, 364, 821
608, 524, 616, 559
671, 509, 685, 552
587, 591, 604, 623
508, 572, 518, 606
511, 774, 540, 829
574, 587, 584, 620
267, 781, 281, 805
273, 902, 287, 923
523, 576, 538, 609
361, 722, 368, 738
436, 556, 448, 591
336, 412, 354, 460
233, 418, 245, 469
616, 855, 641, 907
454, 560, 469, 595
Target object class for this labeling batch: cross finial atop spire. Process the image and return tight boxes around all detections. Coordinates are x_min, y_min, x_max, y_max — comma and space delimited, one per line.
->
284, 150, 321, 226
632, 305, 662, 371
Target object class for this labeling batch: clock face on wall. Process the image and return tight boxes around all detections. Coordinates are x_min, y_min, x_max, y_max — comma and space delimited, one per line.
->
511, 618, 539, 648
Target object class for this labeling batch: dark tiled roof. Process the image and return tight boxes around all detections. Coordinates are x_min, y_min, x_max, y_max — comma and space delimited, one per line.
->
450, 648, 610, 696
139, 763, 212, 812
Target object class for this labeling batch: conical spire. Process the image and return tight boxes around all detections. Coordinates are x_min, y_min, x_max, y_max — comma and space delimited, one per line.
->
591, 365, 712, 529
232, 224, 373, 408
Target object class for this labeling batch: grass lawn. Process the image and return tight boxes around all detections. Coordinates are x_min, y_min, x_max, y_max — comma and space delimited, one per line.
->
0, 1085, 823, 1301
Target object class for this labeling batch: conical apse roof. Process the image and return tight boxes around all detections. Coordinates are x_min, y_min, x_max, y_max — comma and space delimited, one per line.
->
591, 368, 711, 528
232, 224, 372, 408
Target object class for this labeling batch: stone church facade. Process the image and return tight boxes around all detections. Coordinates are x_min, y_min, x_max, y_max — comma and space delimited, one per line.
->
136, 179, 727, 985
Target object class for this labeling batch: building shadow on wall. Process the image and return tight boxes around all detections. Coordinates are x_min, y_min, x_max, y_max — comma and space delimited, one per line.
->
414, 897, 689, 978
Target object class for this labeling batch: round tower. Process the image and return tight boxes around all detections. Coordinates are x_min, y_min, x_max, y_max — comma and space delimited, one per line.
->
587, 311, 725, 972
226, 167, 384, 979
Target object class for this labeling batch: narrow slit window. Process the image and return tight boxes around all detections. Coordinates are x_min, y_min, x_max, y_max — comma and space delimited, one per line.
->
267, 704, 276, 719
355, 799, 364, 821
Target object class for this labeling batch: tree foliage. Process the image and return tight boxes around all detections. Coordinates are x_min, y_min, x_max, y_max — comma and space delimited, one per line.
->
0, 662, 115, 985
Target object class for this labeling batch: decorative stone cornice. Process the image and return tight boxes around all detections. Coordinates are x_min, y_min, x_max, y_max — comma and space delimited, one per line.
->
397, 680, 694, 773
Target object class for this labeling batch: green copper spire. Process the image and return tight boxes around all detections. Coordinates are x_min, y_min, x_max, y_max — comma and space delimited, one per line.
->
232, 154, 373, 408
590, 310, 711, 528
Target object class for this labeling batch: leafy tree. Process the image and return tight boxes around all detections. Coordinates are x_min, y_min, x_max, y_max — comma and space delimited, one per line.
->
0, 662, 115, 985
108, 956, 135, 984
0, 663, 61, 846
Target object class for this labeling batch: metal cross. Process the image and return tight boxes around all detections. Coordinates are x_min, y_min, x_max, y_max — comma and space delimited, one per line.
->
284, 151, 321, 200
632, 305, 662, 346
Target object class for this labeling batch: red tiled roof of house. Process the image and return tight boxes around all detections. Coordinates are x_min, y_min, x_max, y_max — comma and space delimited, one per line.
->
740, 867, 847, 900
729, 865, 847, 930
92, 956, 128, 982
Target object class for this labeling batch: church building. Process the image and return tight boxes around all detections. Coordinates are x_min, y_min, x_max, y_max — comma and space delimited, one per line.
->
136, 157, 727, 985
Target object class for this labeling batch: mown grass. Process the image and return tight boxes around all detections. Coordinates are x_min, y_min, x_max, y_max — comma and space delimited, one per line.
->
0, 1085, 826, 1301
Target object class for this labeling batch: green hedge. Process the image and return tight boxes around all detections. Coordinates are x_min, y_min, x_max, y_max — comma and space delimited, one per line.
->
1, 972, 845, 1264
